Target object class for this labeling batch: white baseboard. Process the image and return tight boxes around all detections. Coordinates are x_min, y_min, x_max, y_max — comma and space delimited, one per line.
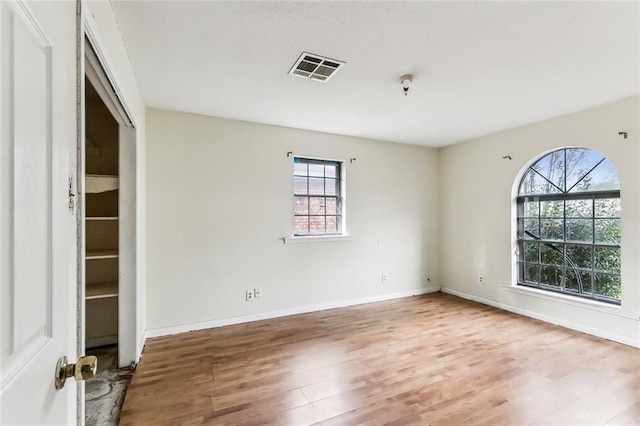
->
136, 333, 147, 364
145, 287, 442, 339
441, 287, 639, 348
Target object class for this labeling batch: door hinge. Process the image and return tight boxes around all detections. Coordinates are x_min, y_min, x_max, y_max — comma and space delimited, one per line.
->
68, 177, 76, 210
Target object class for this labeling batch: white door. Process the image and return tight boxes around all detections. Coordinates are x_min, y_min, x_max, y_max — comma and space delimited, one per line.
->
1, 0, 79, 424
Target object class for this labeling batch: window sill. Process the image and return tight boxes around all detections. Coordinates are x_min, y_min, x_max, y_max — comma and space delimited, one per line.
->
283, 235, 352, 244
501, 284, 636, 319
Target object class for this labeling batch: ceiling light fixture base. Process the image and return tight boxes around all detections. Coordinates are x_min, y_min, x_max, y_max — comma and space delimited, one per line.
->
400, 74, 413, 96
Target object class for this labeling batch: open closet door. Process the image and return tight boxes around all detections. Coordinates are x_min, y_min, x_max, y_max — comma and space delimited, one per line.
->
1, 0, 81, 424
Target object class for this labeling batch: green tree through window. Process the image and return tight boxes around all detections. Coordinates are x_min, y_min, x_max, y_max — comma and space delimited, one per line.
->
517, 148, 621, 304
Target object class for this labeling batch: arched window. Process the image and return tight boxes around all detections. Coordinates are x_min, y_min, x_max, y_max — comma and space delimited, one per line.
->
516, 148, 621, 304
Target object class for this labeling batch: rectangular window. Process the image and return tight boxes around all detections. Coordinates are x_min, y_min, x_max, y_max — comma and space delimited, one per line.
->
516, 193, 621, 304
293, 157, 342, 236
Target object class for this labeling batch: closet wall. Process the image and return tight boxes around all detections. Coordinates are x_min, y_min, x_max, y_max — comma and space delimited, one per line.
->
85, 78, 119, 348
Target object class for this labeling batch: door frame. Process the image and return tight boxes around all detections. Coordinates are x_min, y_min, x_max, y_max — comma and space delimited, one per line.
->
77, 2, 140, 422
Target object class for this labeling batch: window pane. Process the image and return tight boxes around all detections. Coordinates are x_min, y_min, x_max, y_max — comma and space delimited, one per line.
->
565, 199, 592, 218
294, 216, 309, 234
309, 197, 325, 215
519, 169, 562, 195
294, 177, 308, 195
540, 200, 563, 218
294, 162, 308, 176
523, 264, 539, 284
309, 163, 324, 177
326, 198, 337, 215
565, 148, 604, 192
569, 159, 620, 192
594, 247, 620, 273
523, 242, 538, 263
594, 273, 621, 299
523, 219, 539, 239
294, 197, 308, 215
523, 200, 539, 218
595, 198, 620, 218
566, 219, 593, 243
565, 245, 592, 270
326, 216, 338, 233
595, 219, 621, 244
540, 266, 562, 288
309, 178, 324, 195
532, 150, 565, 192
540, 244, 563, 266
325, 178, 338, 196
325, 164, 337, 178
565, 269, 592, 294
540, 219, 563, 241
309, 216, 325, 234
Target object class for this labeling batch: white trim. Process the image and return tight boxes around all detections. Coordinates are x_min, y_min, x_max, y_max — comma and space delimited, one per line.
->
283, 235, 352, 244
137, 332, 147, 364
82, 13, 136, 129
118, 126, 137, 368
501, 284, 636, 319
85, 47, 130, 127
441, 287, 639, 348
145, 287, 442, 338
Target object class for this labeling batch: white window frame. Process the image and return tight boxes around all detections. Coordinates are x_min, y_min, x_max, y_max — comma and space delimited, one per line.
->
512, 147, 622, 305
287, 155, 348, 242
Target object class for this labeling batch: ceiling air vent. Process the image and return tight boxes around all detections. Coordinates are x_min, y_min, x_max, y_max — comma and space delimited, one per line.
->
288, 52, 345, 82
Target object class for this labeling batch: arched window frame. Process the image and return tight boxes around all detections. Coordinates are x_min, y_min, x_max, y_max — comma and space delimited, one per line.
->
515, 148, 621, 305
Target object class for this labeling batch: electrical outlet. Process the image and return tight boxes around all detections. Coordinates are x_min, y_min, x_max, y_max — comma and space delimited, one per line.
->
382, 274, 388, 283
479, 276, 484, 284
246, 290, 254, 301
254, 288, 261, 299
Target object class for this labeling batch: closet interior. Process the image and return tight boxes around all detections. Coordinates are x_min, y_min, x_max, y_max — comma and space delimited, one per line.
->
85, 76, 119, 349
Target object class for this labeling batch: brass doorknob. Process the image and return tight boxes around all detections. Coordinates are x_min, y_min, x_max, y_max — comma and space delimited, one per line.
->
55, 355, 98, 390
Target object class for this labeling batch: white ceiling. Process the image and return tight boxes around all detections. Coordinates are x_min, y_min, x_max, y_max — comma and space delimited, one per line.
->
111, 1, 639, 147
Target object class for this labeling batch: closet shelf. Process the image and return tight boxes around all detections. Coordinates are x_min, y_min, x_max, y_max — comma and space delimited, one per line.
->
86, 249, 118, 260
86, 216, 119, 221
86, 282, 118, 300
86, 174, 119, 193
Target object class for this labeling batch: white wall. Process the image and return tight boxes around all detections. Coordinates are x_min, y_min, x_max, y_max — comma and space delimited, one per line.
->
145, 108, 440, 331
83, 0, 146, 361
439, 96, 640, 347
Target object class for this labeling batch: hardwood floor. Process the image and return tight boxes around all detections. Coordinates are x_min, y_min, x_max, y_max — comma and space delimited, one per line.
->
120, 293, 640, 425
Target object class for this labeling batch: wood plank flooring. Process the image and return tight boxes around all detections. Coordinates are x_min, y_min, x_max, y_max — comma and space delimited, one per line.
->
120, 293, 640, 425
